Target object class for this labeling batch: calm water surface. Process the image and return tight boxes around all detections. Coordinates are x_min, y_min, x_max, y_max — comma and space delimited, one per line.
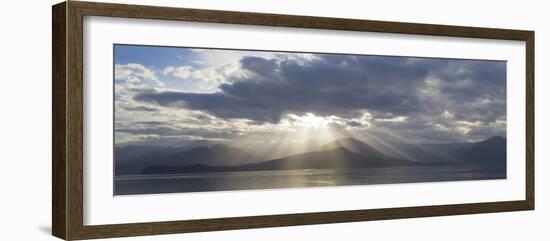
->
114, 165, 506, 195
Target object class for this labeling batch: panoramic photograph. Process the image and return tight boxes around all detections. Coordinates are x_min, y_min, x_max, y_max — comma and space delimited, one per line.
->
113, 44, 507, 195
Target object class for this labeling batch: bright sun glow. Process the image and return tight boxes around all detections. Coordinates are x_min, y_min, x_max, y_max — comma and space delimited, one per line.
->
292, 113, 329, 129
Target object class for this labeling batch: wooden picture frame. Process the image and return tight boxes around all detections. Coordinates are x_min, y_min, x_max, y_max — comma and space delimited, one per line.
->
52, 1, 534, 240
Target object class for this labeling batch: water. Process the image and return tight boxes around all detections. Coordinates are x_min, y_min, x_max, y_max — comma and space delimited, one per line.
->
114, 164, 506, 195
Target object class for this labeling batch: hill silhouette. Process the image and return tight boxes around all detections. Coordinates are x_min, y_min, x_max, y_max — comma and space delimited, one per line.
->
457, 136, 506, 169
142, 138, 420, 175
320, 137, 386, 157
115, 143, 259, 175
123, 136, 507, 175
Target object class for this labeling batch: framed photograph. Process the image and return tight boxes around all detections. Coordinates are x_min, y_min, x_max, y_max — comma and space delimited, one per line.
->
52, 1, 534, 240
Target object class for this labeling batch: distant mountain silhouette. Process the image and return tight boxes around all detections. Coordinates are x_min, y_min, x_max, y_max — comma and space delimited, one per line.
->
423, 142, 474, 156
128, 136, 507, 175
243, 145, 420, 170
142, 138, 421, 175
385, 142, 474, 163
181, 143, 260, 166
115, 145, 184, 175
457, 136, 506, 169
321, 137, 460, 164
321, 138, 386, 157
115, 143, 259, 175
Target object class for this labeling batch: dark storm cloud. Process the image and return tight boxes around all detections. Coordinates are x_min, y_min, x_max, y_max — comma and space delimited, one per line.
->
346, 120, 367, 128
467, 125, 506, 140
116, 125, 240, 139
121, 105, 158, 112
135, 54, 506, 129
436, 60, 506, 100
453, 99, 506, 123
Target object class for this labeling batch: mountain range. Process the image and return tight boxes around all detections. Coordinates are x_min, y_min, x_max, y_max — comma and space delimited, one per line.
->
114, 136, 506, 175
458, 136, 507, 168
115, 143, 258, 175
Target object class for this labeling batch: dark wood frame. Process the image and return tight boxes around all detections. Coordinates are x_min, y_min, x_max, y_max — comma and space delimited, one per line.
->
52, 1, 535, 240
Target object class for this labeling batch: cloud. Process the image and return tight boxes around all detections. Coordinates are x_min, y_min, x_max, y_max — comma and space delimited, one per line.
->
114, 115, 251, 145
116, 126, 240, 139
135, 55, 505, 124
120, 105, 158, 112
115, 63, 163, 87
116, 49, 506, 144
163, 65, 193, 79
161, 63, 246, 93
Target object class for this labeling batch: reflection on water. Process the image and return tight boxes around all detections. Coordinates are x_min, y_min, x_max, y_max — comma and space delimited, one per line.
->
114, 165, 506, 195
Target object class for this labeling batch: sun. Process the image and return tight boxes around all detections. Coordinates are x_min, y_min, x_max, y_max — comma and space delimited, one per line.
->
292, 113, 330, 129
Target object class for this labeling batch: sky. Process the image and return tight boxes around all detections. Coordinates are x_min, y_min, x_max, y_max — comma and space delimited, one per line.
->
114, 44, 506, 152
